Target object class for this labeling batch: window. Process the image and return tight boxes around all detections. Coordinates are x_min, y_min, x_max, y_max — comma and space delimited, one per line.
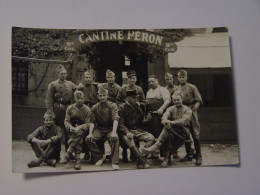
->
12, 60, 28, 95
124, 56, 130, 66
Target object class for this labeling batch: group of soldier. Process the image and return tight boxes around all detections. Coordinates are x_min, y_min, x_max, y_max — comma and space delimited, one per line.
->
27, 64, 203, 170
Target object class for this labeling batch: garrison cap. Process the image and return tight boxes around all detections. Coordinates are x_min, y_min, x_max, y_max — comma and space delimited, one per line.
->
98, 86, 108, 95
56, 64, 67, 74
106, 69, 115, 77
165, 72, 173, 79
44, 110, 55, 119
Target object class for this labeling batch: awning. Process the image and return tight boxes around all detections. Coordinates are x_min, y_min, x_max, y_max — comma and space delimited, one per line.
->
168, 33, 232, 69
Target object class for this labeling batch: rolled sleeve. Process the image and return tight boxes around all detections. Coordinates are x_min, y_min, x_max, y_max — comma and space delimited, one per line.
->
111, 103, 120, 121
50, 126, 63, 143
27, 126, 43, 143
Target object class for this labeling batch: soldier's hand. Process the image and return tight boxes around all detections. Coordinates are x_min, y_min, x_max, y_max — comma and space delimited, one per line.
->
74, 126, 81, 133
157, 108, 164, 115
70, 127, 76, 133
110, 132, 118, 141
127, 133, 134, 140
86, 134, 93, 142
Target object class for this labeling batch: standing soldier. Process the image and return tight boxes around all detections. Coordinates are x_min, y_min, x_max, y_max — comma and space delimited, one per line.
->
165, 72, 178, 97
116, 70, 145, 104
146, 75, 171, 138
27, 110, 63, 168
45, 64, 77, 151
176, 70, 203, 165
142, 92, 192, 167
86, 87, 120, 170
118, 89, 155, 169
60, 90, 92, 170
80, 69, 100, 108
164, 72, 179, 158
102, 69, 121, 103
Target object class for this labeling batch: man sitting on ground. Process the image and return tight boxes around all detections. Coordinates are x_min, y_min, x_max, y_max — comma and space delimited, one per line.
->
27, 110, 62, 168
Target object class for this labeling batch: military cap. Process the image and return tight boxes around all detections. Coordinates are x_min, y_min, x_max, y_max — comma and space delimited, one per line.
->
98, 86, 108, 95
84, 69, 94, 77
172, 91, 183, 99
43, 110, 55, 119
56, 64, 67, 74
127, 70, 137, 78
126, 89, 137, 97
106, 69, 115, 77
165, 72, 173, 79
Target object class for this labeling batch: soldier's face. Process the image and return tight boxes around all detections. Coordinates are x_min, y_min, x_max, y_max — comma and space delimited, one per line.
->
84, 74, 93, 84
165, 77, 174, 86
172, 95, 183, 107
148, 78, 158, 89
128, 76, 137, 85
75, 96, 84, 106
58, 70, 67, 81
106, 75, 115, 84
98, 94, 108, 103
177, 74, 187, 84
44, 117, 54, 127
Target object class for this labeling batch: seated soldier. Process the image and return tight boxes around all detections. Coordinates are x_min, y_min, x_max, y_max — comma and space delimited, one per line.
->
86, 86, 120, 170
142, 92, 192, 167
60, 90, 91, 170
27, 110, 62, 168
118, 89, 155, 169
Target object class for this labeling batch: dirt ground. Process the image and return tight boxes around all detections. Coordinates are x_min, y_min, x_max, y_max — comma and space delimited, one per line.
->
12, 140, 239, 173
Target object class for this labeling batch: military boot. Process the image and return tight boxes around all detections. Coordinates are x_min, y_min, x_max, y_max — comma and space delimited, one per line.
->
160, 152, 170, 168
122, 148, 129, 163
74, 160, 81, 170
46, 159, 56, 167
130, 146, 150, 169
194, 139, 202, 166
141, 141, 161, 155
74, 153, 81, 170
180, 143, 193, 162
28, 158, 43, 168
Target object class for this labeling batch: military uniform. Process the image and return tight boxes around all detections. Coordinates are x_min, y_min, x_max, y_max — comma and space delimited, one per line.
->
87, 101, 120, 164
27, 124, 63, 164
142, 104, 192, 167
102, 82, 121, 103
81, 83, 99, 108
116, 85, 145, 104
45, 79, 77, 150
64, 103, 91, 155
176, 82, 203, 164
118, 101, 154, 168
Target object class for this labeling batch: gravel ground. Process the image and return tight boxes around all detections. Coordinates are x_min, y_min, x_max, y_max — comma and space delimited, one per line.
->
12, 140, 239, 173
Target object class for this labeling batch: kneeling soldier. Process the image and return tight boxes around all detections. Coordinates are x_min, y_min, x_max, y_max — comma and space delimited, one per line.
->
118, 89, 155, 169
60, 90, 91, 170
142, 92, 192, 167
27, 110, 62, 168
86, 87, 120, 170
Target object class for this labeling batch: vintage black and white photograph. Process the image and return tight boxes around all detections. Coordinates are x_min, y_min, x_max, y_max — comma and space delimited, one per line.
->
12, 27, 239, 173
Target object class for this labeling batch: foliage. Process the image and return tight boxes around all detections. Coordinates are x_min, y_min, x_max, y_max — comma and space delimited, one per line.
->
12, 27, 71, 58
12, 28, 192, 64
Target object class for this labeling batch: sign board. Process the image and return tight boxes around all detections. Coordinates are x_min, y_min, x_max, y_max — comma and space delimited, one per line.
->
63, 30, 177, 53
